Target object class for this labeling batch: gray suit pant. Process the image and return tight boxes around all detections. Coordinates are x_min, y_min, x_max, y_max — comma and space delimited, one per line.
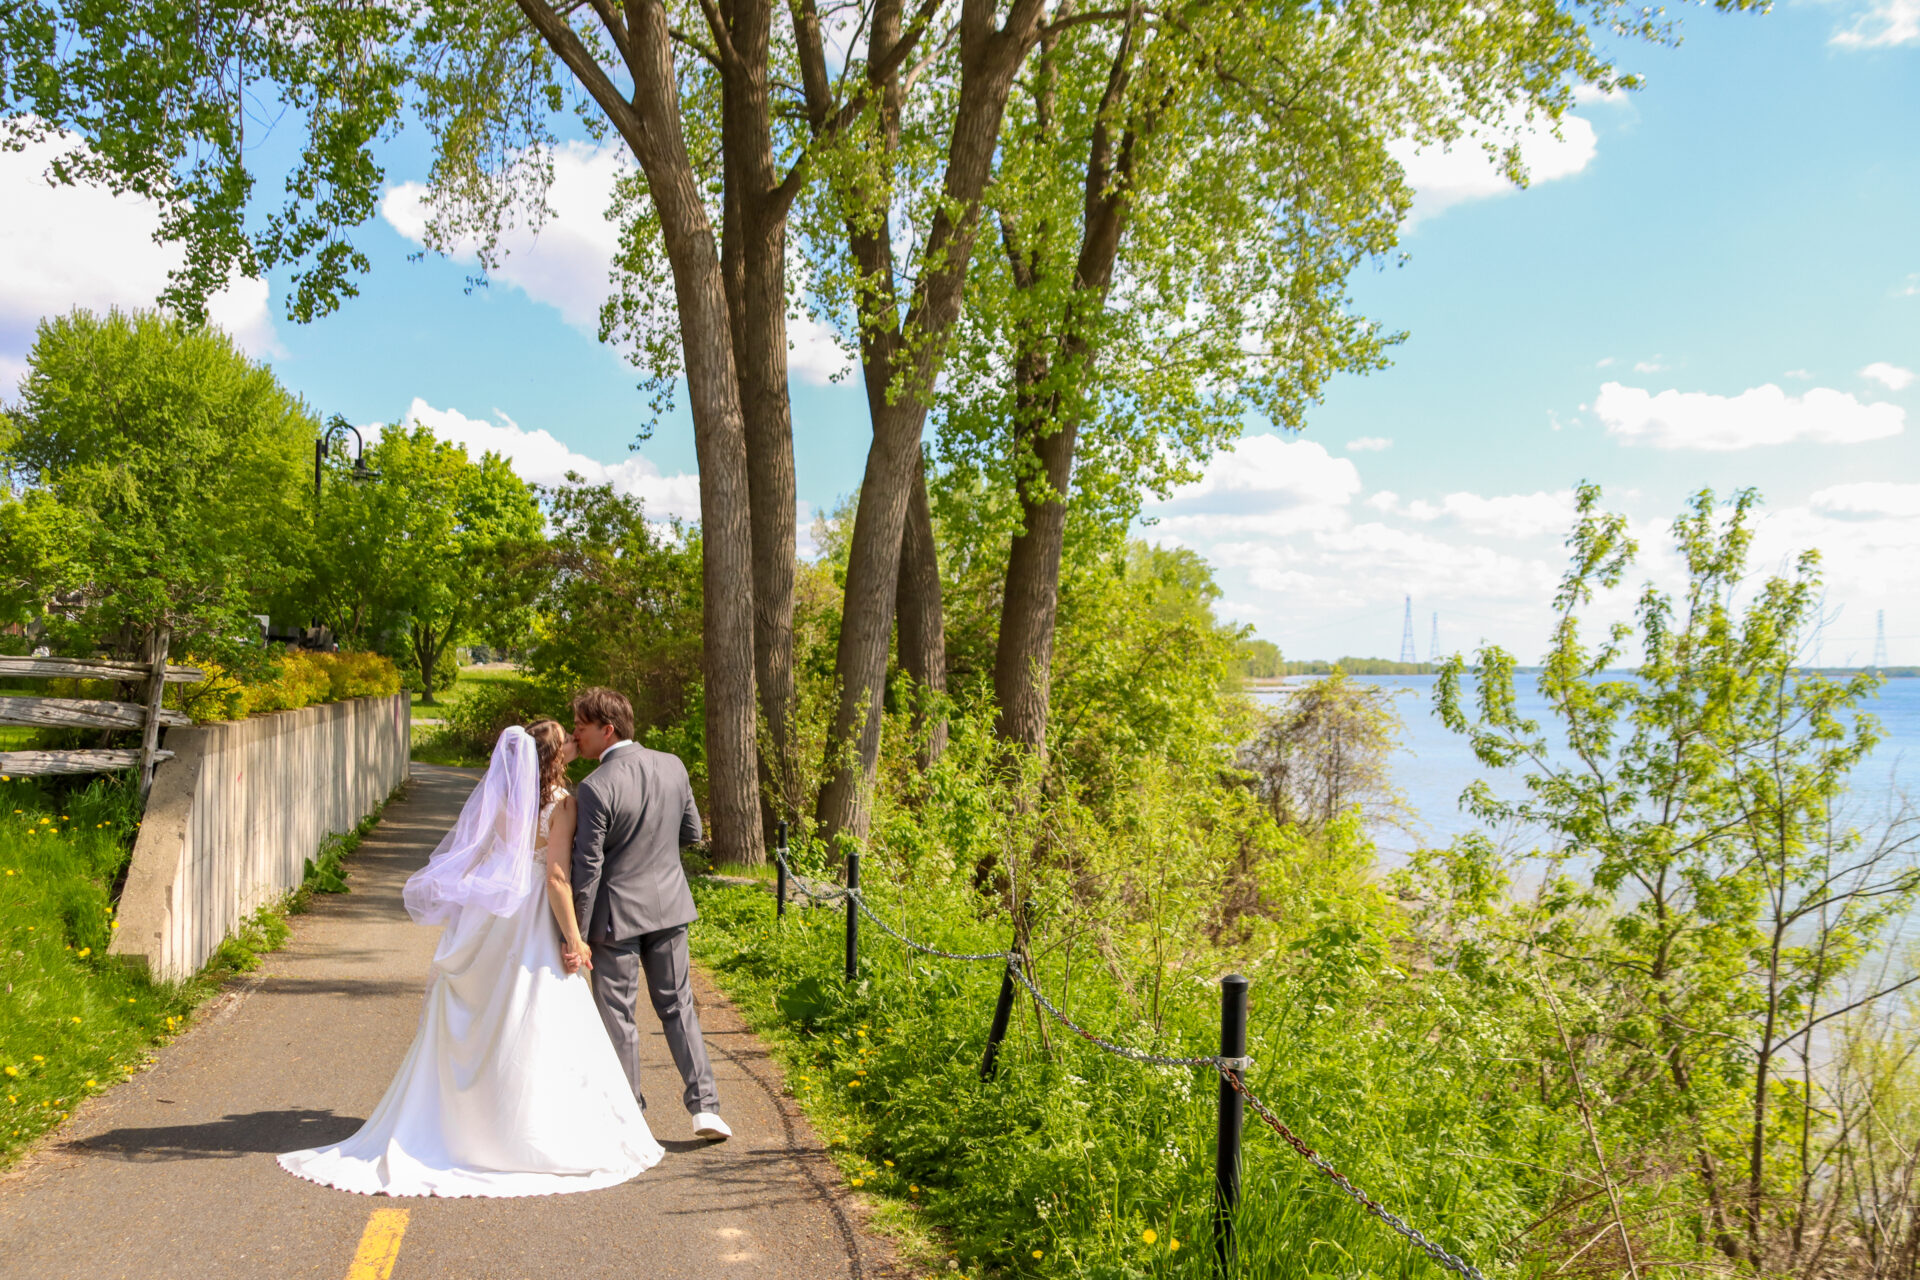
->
589, 925, 719, 1116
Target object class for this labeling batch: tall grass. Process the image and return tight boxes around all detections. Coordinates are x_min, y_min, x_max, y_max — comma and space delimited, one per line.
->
689, 875, 1545, 1280
0, 772, 202, 1161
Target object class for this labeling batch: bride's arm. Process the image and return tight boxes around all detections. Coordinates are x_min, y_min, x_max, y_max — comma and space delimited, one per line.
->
543, 797, 591, 971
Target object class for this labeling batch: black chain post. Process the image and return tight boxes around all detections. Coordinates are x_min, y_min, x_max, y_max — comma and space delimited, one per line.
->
844, 850, 860, 980
1215, 974, 1249, 1277
775, 821, 788, 920
979, 953, 1021, 1080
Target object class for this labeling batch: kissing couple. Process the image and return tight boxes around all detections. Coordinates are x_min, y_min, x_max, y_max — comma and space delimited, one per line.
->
279, 687, 728, 1198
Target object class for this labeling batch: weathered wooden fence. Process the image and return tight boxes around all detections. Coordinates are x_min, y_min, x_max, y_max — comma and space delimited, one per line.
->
0, 647, 204, 793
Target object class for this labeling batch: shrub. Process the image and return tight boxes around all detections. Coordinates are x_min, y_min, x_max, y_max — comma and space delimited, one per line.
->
427, 678, 566, 764
166, 648, 400, 723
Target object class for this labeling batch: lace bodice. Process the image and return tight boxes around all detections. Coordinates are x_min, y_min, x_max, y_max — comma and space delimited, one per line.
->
536, 788, 571, 852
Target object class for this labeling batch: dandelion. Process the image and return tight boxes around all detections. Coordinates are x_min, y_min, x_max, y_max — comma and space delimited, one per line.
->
909, 1184, 919, 1193
848, 1079, 861, 1088
850, 1177, 864, 1187
70, 1016, 81, 1025
883, 1159, 894, 1167
1142, 1230, 1157, 1245
76, 948, 90, 958
855, 1029, 866, 1037
31, 1056, 42, 1063
85, 1079, 96, 1089
2, 1067, 15, 1078
1169, 1239, 1180, 1252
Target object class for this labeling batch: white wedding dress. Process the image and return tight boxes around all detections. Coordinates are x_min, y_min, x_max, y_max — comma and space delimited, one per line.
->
280, 749, 664, 1198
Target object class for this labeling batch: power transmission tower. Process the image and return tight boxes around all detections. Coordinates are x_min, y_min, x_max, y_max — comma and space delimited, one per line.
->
1428, 612, 1440, 664
1399, 595, 1417, 664
1873, 610, 1888, 671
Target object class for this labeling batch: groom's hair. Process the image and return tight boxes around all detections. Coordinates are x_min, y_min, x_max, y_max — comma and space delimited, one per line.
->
573, 687, 634, 741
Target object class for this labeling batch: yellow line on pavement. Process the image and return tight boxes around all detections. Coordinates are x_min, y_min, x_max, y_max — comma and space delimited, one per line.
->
345, 1208, 410, 1280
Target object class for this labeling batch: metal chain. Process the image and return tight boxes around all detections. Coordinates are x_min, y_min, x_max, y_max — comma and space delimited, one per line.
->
849, 890, 1018, 963
1222, 1069, 1488, 1280
763, 853, 1483, 1280
1009, 958, 1244, 1071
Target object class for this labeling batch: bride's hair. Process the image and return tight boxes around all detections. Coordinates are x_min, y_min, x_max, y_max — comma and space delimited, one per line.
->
524, 720, 568, 812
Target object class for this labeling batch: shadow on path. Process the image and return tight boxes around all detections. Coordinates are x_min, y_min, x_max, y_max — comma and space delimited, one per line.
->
63, 1110, 366, 1163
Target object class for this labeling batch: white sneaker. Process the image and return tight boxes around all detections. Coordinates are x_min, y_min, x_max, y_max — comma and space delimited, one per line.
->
692, 1111, 732, 1140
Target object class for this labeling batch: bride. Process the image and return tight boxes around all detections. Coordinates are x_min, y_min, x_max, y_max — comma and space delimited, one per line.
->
279, 720, 664, 1197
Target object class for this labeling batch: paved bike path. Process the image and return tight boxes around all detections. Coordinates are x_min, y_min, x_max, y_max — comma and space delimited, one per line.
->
0, 765, 892, 1280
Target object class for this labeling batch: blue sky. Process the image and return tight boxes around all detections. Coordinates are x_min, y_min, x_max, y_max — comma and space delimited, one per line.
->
2, 0, 1915, 663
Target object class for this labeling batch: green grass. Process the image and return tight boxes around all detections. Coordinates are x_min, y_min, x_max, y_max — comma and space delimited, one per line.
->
0, 771, 400, 1167
687, 878, 1529, 1280
0, 772, 204, 1161
409, 663, 524, 720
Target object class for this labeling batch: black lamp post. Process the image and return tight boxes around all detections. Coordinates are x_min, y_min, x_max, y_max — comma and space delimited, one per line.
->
314, 414, 381, 499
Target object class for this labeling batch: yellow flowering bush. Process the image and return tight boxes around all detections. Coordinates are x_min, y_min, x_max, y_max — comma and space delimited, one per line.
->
167, 650, 400, 723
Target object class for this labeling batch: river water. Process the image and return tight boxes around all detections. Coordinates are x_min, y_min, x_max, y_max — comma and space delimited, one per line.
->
1250, 674, 1920, 865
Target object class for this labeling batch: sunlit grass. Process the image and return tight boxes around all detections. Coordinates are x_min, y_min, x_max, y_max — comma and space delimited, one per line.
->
688, 879, 1510, 1280
0, 772, 203, 1163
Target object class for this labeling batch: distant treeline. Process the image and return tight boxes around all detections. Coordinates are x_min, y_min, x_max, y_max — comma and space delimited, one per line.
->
1231, 638, 1914, 682
1231, 639, 1437, 679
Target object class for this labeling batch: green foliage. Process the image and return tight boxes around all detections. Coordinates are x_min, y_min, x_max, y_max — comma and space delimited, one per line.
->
520, 480, 706, 781
0, 771, 199, 1165
0, 1, 413, 322
423, 675, 569, 769
1421, 486, 1920, 1270
1230, 638, 1284, 681
309, 423, 544, 701
0, 308, 316, 659
165, 649, 400, 724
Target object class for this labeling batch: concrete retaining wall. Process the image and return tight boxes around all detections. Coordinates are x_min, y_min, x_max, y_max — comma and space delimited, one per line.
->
110, 693, 410, 981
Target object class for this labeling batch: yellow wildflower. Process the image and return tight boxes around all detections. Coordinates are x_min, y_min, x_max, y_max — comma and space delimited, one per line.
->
70, 1016, 81, 1024
850, 1177, 864, 1187
1169, 1239, 1180, 1252
31, 1055, 43, 1063
1032, 1250, 1043, 1260
883, 1159, 894, 1167
76, 947, 90, 958
2, 1067, 14, 1077
1142, 1230, 1157, 1245
848, 1079, 861, 1088
85, 1079, 96, 1088
909, 1185, 919, 1193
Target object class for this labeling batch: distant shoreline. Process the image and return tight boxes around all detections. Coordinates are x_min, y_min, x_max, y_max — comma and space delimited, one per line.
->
1243, 665, 1920, 686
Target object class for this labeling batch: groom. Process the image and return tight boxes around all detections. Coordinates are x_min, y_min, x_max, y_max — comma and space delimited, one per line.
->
567, 687, 729, 1141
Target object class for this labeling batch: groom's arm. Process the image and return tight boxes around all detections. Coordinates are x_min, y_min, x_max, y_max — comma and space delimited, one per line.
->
677, 759, 703, 848
571, 778, 610, 940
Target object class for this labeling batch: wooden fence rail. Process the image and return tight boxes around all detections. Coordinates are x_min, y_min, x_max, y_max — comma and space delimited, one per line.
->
0, 648, 202, 789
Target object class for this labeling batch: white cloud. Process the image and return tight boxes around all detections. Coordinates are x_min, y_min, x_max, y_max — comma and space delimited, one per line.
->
1785, 368, 1813, 380
1596, 381, 1905, 450
1810, 481, 1920, 519
1345, 436, 1393, 452
1382, 489, 1579, 540
1633, 356, 1668, 373
402, 398, 703, 521
382, 144, 850, 384
0, 127, 280, 394
1596, 356, 1616, 368
1389, 113, 1598, 226
1148, 435, 1362, 538
1861, 361, 1915, 391
1832, 0, 1920, 47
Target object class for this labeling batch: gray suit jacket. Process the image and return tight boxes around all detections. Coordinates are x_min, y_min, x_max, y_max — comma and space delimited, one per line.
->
571, 743, 702, 942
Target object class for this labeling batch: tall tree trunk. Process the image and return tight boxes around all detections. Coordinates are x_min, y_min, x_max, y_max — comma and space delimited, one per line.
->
992, 411, 1076, 752
806, 0, 1048, 849
718, 0, 798, 861
991, 26, 1149, 757
895, 450, 947, 769
515, 0, 764, 865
